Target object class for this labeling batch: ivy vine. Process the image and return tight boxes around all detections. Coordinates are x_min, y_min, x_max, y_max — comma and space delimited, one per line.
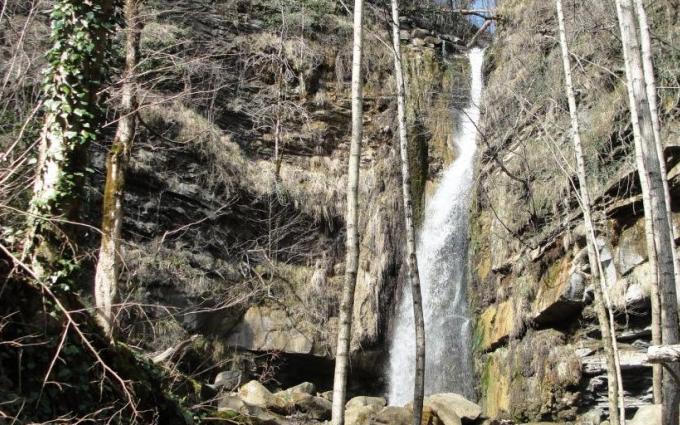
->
27, 0, 122, 289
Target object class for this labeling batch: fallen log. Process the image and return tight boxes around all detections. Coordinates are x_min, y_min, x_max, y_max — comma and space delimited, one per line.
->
647, 344, 680, 363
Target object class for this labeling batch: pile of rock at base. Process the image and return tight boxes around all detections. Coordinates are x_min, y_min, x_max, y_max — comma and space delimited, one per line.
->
216, 380, 484, 425
217, 380, 331, 424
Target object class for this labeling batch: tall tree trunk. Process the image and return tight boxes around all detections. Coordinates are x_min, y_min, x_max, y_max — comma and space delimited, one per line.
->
390, 1, 425, 424
331, 1, 364, 424
94, 0, 142, 338
615, 1, 680, 423
633, 0, 680, 305
23, 0, 116, 285
555, 2, 624, 423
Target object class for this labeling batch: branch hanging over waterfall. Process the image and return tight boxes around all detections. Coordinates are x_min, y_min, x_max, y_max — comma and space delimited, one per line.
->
436, 6, 500, 21
451, 9, 498, 19
468, 20, 493, 47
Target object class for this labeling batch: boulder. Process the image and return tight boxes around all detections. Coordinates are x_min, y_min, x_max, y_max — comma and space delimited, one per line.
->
424, 36, 442, 46
615, 219, 647, 275
227, 306, 314, 355
609, 262, 652, 308
629, 404, 661, 425
427, 393, 481, 422
345, 404, 375, 425
246, 410, 291, 425
404, 401, 442, 425
289, 393, 332, 420
346, 396, 387, 412
238, 380, 286, 413
577, 408, 603, 425
213, 370, 242, 390
275, 382, 316, 397
421, 405, 439, 425
412, 28, 430, 38
218, 394, 248, 415
218, 396, 291, 424
406, 397, 472, 425
425, 400, 461, 425
374, 406, 411, 425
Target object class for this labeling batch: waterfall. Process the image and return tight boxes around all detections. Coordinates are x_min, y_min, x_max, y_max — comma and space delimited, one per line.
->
387, 48, 485, 404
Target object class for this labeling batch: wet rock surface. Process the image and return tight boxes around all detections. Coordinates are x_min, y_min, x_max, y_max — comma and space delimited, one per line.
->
469, 0, 680, 422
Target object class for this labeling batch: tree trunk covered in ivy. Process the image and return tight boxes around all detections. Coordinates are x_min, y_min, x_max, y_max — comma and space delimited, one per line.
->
94, 0, 142, 338
23, 0, 118, 287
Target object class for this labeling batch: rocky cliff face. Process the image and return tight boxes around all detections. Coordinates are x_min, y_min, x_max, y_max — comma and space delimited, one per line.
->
81, 0, 475, 395
470, 0, 680, 422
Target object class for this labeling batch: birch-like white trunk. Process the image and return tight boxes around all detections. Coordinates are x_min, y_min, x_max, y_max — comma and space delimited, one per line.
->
633, 0, 680, 305
390, 1, 425, 423
331, 1, 364, 423
614, 1, 680, 423
94, 0, 142, 338
555, 2, 624, 422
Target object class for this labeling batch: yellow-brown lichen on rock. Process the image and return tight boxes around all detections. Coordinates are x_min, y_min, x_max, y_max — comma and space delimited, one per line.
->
476, 299, 515, 352
479, 329, 581, 422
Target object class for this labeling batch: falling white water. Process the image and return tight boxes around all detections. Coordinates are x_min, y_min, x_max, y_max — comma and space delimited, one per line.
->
386, 48, 485, 404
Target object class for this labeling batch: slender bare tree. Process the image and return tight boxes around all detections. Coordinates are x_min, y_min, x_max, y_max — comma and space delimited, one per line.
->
614, 1, 680, 423
633, 0, 680, 305
555, 1, 625, 422
94, 0, 142, 337
390, 1, 425, 424
331, 0, 364, 424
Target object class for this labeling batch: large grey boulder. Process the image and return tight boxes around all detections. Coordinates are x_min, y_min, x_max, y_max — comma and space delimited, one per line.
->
577, 408, 603, 425
213, 370, 242, 390
238, 380, 287, 413
427, 400, 461, 425
217, 394, 248, 415
344, 404, 374, 425
427, 393, 482, 422
412, 28, 430, 38
615, 220, 647, 275
274, 382, 316, 405
406, 393, 480, 425
218, 395, 291, 424
629, 404, 661, 425
374, 406, 411, 425
345, 396, 387, 413
282, 382, 315, 395
289, 393, 332, 420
